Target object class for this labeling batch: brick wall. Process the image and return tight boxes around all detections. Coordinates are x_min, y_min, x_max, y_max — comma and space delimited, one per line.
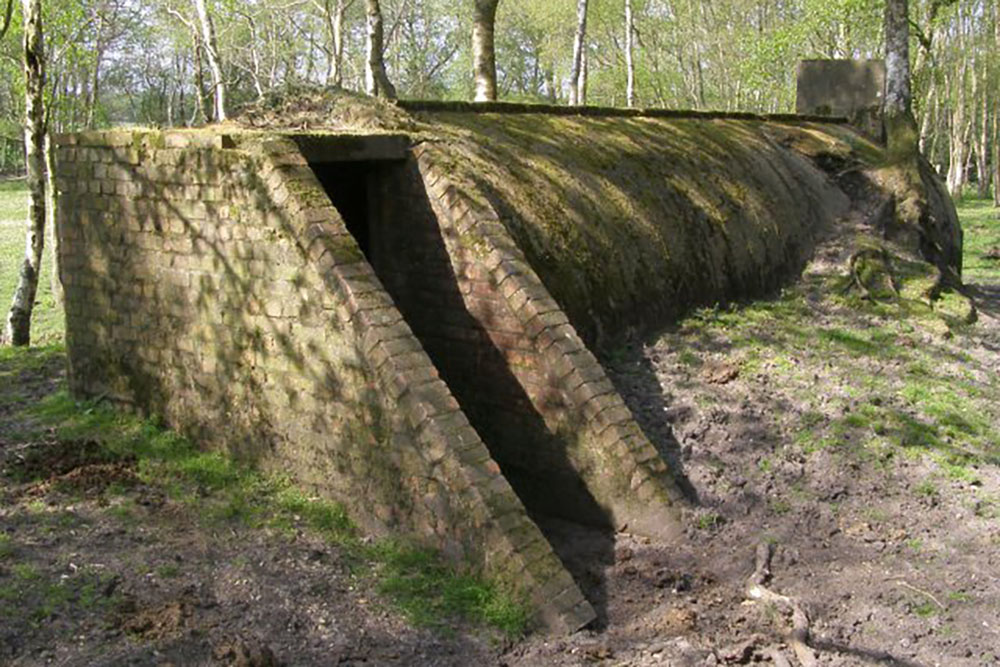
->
356, 158, 612, 525
410, 145, 684, 541
54, 130, 595, 633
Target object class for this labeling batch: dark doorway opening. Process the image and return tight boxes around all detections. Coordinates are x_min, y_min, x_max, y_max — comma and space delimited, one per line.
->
306, 148, 615, 623
310, 161, 376, 260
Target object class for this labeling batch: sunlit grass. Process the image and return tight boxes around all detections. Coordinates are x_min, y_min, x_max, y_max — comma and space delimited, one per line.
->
957, 198, 1000, 285
8, 382, 530, 637
0, 178, 63, 344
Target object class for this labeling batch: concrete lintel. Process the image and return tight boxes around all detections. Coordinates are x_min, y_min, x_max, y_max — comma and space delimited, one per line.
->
289, 133, 411, 163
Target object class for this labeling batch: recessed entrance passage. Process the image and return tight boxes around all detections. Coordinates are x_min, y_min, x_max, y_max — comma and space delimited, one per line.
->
304, 143, 613, 532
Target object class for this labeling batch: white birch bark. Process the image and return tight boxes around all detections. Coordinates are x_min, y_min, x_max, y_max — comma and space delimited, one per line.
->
884, 0, 918, 161
625, 0, 635, 107
193, 0, 226, 122
569, 0, 587, 106
472, 0, 500, 102
4, 0, 46, 346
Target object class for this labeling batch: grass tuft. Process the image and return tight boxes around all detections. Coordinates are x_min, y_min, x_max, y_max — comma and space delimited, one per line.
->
11, 383, 530, 637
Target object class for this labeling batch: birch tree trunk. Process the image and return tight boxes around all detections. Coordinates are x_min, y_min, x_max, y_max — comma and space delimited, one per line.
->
625, 0, 635, 107
193, 0, 226, 122
4, 0, 46, 346
320, 0, 348, 87
994, 0, 1000, 206
946, 64, 969, 197
884, 0, 918, 162
974, 66, 989, 199
569, 0, 587, 106
472, 0, 500, 102
365, 0, 396, 98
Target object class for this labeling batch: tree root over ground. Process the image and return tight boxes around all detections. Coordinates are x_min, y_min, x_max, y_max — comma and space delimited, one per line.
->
744, 542, 818, 667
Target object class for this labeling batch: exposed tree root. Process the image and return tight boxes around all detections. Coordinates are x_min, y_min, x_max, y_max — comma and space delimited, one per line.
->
745, 542, 818, 667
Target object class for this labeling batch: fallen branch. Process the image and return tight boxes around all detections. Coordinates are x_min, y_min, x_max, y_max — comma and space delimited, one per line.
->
746, 542, 818, 667
896, 580, 946, 611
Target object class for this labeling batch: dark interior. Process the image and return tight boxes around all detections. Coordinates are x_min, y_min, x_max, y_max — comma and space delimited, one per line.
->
308, 153, 616, 621
311, 162, 375, 259
308, 156, 612, 527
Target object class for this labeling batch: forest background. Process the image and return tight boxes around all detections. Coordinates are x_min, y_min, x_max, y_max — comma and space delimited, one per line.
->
0, 0, 997, 204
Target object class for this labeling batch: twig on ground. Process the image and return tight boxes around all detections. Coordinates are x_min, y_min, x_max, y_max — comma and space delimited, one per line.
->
896, 580, 946, 611
746, 541, 818, 667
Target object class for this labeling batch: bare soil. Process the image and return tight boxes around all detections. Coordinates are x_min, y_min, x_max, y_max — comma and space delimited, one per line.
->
3, 231, 1000, 666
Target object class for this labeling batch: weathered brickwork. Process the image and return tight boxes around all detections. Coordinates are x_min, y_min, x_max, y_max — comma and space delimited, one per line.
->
411, 146, 683, 540
54, 130, 594, 633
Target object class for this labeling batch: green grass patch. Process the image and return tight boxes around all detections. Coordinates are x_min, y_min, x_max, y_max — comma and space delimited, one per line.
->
0, 561, 120, 627
12, 385, 530, 637
0, 179, 63, 345
957, 198, 1000, 285
370, 542, 530, 635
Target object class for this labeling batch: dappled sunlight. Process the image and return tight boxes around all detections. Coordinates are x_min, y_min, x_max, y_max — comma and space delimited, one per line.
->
426, 112, 855, 349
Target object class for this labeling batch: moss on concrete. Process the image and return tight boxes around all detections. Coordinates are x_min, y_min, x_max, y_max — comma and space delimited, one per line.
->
413, 113, 852, 347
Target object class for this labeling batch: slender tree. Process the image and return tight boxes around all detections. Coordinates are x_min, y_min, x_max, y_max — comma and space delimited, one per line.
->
364, 0, 396, 98
315, 0, 351, 87
193, 0, 225, 122
569, 0, 587, 105
624, 0, 635, 107
884, 0, 918, 162
472, 0, 499, 101
994, 0, 999, 206
4, 0, 46, 346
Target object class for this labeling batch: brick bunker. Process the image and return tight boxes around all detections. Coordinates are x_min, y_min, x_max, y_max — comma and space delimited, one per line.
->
54, 102, 898, 632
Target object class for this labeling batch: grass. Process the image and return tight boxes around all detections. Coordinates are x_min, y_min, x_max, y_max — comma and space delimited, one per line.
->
0, 557, 121, 627
6, 385, 530, 637
0, 177, 531, 639
957, 198, 1000, 285
661, 196, 1000, 485
0, 178, 63, 344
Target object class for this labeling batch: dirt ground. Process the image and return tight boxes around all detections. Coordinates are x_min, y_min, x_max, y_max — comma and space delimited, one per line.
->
3, 225, 1000, 665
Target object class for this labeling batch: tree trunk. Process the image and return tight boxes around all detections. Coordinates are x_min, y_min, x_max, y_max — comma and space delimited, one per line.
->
85, 12, 104, 129
321, 0, 348, 87
44, 126, 60, 305
946, 65, 969, 198
4, 0, 46, 346
994, 0, 1000, 206
0, 0, 13, 41
884, 0, 918, 162
193, 0, 226, 122
364, 0, 396, 98
569, 0, 587, 106
624, 0, 635, 107
974, 67, 989, 199
918, 78, 936, 155
472, 0, 499, 102
191, 37, 209, 125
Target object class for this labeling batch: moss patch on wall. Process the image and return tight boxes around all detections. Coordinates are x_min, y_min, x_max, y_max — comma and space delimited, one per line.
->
414, 113, 854, 347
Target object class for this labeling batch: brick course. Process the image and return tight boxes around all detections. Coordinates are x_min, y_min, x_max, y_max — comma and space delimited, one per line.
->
55, 129, 594, 633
